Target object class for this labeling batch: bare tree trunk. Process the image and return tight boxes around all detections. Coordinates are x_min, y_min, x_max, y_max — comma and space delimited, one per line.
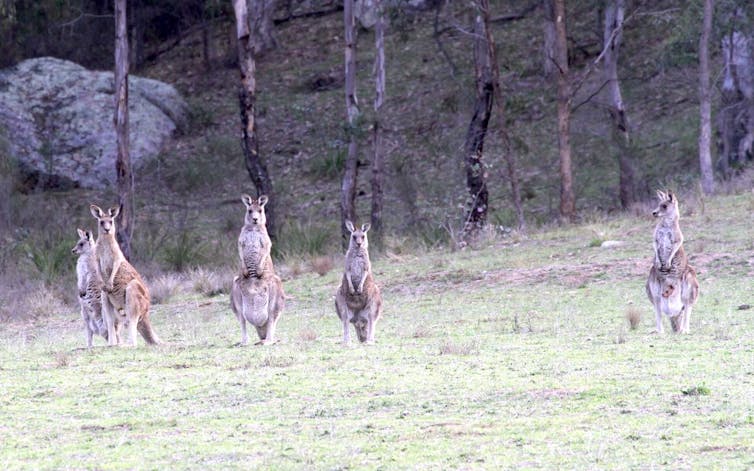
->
718, 25, 754, 177
234, 0, 277, 238
699, 0, 714, 194
542, 0, 556, 79
603, 0, 635, 209
250, 0, 277, 55
478, 0, 525, 231
554, 0, 574, 220
341, 0, 360, 243
201, 10, 213, 72
115, 0, 133, 260
129, 0, 145, 71
462, 13, 493, 237
370, 0, 386, 249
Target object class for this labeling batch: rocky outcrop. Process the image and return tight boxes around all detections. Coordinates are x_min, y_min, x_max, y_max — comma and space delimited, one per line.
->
0, 57, 188, 190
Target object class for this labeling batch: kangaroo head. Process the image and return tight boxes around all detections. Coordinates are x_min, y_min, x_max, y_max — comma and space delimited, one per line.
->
651, 190, 679, 220
72, 228, 95, 255
90, 204, 120, 236
346, 220, 370, 250
242, 194, 268, 227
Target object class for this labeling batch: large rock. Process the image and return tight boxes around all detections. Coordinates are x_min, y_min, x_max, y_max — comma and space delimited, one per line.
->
0, 57, 188, 190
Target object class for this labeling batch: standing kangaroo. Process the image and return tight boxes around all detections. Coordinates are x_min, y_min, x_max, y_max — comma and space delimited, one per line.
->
335, 221, 382, 344
645, 191, 699, 333
90, 205, 161, 346
71, 228, 108, 348
230, 273, 285, 345
238, 194, 273, 279
231, 194, 284, 345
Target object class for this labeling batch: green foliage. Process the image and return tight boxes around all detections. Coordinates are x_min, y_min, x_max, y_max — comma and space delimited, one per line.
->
161, 230, 208, 272
308, 150, 345, 180
186, 99, 216, 132
682, 384, 712, 396
275, 221, 336, 259
20, 230, 73, 285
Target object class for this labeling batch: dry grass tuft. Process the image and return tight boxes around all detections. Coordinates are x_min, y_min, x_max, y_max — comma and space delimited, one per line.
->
439, 339, 479, 356
310, 256, 334, 276
614, 325, 627, 344
411, 326, 431, 338
188, 267, 229, 297
625, 306, 643, 330
298, 328, 318, 342
150, 273, 183, 305
54, 351, 70, 368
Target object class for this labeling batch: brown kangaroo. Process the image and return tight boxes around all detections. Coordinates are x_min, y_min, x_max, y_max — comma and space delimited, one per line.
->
90, 204, 161, 346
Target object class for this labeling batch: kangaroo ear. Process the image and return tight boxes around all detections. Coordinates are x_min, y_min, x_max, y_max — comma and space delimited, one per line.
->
86, 230, 94, 241
109, 205, 121, 218
655, 190, 665, 201
258, 195, 269, 207
361, 223, 371, 233
345, 220, 355, 233
241, 194, 253, 208
667, 191, 674, 202
90, 204, 103, 219
77, 228, 87, 239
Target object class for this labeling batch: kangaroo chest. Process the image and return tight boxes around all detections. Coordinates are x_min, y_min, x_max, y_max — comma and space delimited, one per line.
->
348, 256, 369, 281
654, 226, 675, 264
240, 229, 269, 268
97, 245, 116, 279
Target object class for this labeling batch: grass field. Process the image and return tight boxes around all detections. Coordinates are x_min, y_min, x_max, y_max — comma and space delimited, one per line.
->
1, 192, 753, 469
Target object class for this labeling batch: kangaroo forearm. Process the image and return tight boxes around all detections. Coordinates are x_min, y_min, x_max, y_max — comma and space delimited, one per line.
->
357, 273, 367, 292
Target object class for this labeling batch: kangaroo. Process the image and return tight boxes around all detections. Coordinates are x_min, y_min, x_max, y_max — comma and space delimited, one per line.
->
230, 272, 285, 345
238, 194, 274, 279
71, 228, 108, 348
645, 191, 699, 334
335, 221, 382, 344
90, 204, 161, 347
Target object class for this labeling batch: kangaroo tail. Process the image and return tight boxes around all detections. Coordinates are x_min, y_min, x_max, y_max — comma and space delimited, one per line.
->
137, 315, 162, 345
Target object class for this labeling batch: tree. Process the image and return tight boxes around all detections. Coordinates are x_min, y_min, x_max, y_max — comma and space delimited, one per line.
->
542, 0, 556, 79
553, 0, 574, 220
717, 5, 754, 177
233, 0, 277, 237
603, 0, 636, 208
699, 0, 714, 194
370, 0, 386, 248
461, 11, 493, 237
478, 0, 525, 231
341, 0, 360, 243
114, 0, 134, 259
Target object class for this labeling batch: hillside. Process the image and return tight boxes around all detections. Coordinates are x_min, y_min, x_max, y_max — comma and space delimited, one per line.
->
1, 191, 752, 467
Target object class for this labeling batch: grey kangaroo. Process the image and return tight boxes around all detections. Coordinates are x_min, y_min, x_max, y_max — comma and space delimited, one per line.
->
71, 228, 108, 348
335, 221, 382, 344
645, 191, 699, 333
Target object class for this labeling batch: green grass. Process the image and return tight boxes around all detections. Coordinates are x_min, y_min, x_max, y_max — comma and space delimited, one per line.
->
1, 193, 753, 468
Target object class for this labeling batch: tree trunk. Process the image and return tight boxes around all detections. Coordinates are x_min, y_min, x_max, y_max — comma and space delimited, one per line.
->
249, 0, 277, 55
201, 10, 213, 72
554, 0, 574, 220
478, 0, 525, 231
603, 0, 636, 209
718, 27, 754, 177
234, 0, 277, 238
370, 0, 386, 249
698, 0, 714, 194
341, 0, 360, 243
114, 0, 133, 260
462, 13, 493, 237
542, 0, 556, 79
129, 0, 145, 71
